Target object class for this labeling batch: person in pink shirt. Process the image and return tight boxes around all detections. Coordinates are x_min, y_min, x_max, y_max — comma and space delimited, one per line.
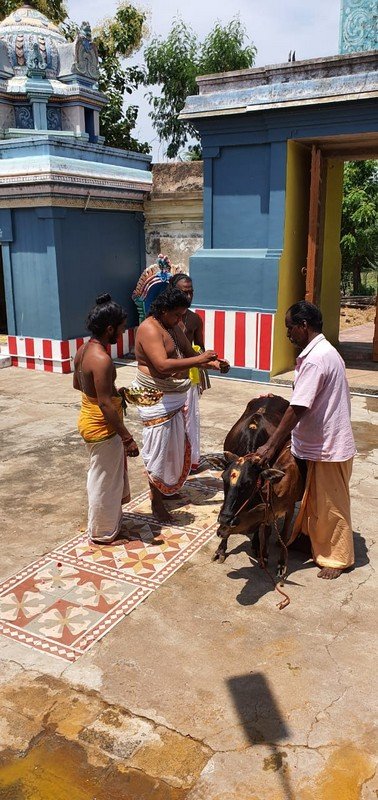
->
256, 300, 355, 580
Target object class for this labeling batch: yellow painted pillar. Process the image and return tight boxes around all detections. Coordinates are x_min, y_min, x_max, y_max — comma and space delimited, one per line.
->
272, 149, 344, 376
272, 141, 310, 376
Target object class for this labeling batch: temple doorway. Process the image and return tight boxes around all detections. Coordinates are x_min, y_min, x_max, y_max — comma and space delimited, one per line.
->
338, 159, 377, 368
273, 136, 378, 376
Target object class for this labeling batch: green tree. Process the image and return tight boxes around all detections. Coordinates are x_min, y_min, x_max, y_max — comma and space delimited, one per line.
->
144, 17, 256, 159
340, 160, 378, 295
0, 0, 67, 23
93, 3, 149, 152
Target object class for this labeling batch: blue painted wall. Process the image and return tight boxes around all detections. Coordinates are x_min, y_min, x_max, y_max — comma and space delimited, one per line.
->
0, 136, 152, 172
190, 98, 378, 378
6, 206, 145, 339
0, 134, 151, 340
212, 145, 270, 249
190, 249, 278, 312
9, 207, 62, 339
54, 207, 145, 339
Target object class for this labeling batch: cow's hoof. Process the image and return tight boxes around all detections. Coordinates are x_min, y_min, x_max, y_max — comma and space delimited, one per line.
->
212, 551, 226, 563
276, 566, 287, 584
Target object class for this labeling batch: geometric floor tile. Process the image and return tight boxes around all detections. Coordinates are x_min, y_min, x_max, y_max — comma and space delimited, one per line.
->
0, 473, 222, 662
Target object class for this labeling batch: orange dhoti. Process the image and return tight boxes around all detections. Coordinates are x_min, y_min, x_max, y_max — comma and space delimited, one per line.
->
290, 458, 354, 569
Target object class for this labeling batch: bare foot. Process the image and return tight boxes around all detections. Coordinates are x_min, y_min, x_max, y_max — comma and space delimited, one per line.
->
151, 535, 164, 545
190, 465, 201, 475
149, 484, 174, 524
317, 567, 343, 580
151, 499, 173, 524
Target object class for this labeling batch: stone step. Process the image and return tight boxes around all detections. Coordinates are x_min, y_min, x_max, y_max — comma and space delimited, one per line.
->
338, 344, 373, 361
0, 354, 11, 368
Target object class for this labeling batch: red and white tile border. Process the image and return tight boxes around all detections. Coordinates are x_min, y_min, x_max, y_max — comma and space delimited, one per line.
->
6, 329, 136, 374
0, 474, 221, 662
4, 310, 274, 373
194, 309, 274, 372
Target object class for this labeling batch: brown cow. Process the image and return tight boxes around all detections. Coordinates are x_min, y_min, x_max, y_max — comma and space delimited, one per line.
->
213, 395, 305, 579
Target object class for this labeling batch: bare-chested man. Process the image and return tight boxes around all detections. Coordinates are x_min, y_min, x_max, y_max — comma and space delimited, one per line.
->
134, 286, 221, 522
169, 273, 204, 348
169, 273, 229, 469
74, 293, 139, 544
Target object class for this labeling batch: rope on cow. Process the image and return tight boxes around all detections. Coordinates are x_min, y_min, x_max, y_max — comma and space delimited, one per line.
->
258, 553, 291, 611
223, 444, 292, 610
259, 483, 291, 611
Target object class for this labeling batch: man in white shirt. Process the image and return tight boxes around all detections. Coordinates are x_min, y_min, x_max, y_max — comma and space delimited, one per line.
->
256, 301, 355, 580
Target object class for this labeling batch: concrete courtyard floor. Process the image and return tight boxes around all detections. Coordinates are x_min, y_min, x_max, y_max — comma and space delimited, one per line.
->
0, 365, 377, 800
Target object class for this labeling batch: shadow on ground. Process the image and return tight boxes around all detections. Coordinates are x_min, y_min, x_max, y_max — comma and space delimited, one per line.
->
227, 672, 295, 800
224, 532, 369, 607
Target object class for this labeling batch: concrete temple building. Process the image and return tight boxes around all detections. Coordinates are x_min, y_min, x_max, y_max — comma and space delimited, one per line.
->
182, 0, 378, 380
0, 0, 376, 378
0, 3, 151, 371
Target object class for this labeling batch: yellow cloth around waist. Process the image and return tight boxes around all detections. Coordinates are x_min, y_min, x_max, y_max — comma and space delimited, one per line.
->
189, 345, 201, 385
78, 394, 123, 443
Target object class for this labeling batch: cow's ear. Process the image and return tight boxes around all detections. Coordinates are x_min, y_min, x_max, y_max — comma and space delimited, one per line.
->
223, 451, 239, 465
261, 467, 285, 484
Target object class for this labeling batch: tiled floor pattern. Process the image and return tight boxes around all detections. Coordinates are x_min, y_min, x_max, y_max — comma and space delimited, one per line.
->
0, 472, 223, 662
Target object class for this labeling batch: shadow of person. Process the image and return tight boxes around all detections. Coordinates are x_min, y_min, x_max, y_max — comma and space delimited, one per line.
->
165, 477, 222, 507
158, 509, 197, 528
227, 672, 295, 800
353, 531, 369, 568
284, 529, 369, 574
186, 474, 223, 494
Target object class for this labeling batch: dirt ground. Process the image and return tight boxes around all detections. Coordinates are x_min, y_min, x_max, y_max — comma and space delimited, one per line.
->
339, 305, 376, 330
0, 366, 377, 799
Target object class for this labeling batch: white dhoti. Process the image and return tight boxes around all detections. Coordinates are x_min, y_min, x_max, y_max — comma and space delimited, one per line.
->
86, 435, 130, 544
186, 384, 201, 469
137, 392, 193, 495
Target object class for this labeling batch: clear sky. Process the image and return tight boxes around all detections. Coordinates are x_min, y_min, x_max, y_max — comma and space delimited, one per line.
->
66, 0, 342, 159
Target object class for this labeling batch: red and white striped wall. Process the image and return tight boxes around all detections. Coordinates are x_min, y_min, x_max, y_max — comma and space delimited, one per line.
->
194, 309, 274, 372
7, 329, 136, 374
6, 311, 274, 374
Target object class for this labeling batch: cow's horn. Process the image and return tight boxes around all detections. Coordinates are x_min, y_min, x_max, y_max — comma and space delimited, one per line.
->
223, 451, 239, 464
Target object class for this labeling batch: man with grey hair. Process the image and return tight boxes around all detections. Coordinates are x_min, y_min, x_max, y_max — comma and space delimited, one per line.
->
256, 300, 355, 580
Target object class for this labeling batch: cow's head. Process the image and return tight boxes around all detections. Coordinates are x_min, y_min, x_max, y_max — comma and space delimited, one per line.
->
217, 452, 284, 536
